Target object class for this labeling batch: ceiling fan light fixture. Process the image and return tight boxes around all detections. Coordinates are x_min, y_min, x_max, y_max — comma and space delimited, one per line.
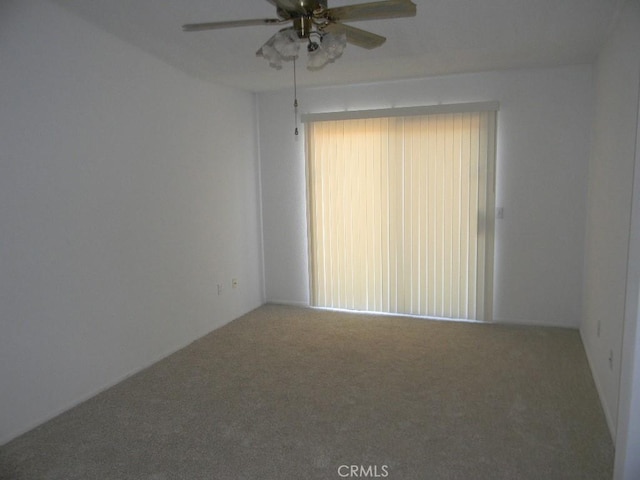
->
259, 27, 345, 71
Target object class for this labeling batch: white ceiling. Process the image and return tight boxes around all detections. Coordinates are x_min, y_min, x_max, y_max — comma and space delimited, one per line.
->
51, 0, 622, 92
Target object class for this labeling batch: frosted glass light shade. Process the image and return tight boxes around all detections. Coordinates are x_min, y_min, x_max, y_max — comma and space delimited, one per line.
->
307, 32, 347, 70
260, 44, 283, 69
273, 30, 301, 58
322, 32, 347, 59
307, 48, 330, 70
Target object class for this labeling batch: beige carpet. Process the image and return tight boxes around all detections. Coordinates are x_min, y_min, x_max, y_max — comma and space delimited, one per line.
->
0, 304, 614, 479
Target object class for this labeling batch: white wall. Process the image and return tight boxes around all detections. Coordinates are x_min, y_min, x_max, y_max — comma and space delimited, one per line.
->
616, 106, 640, 476
258, 65, 593, 328
581, 0, 640, 443
612, 9, 640, 474
0, 0, 264, 444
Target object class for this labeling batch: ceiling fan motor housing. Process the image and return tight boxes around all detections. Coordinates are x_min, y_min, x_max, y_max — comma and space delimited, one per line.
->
299, 0, 328, 14
291, 0, 328, 38
293, 17, 313, 38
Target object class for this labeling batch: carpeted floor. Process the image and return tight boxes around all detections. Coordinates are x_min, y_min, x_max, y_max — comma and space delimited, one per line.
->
0, 304, 614, 479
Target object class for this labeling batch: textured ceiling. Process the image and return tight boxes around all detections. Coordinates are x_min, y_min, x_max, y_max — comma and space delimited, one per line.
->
51, 0, 622, 92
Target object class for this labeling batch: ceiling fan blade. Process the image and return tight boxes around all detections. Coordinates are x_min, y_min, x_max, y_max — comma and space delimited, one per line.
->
323, 22, 386, 49
272, 0, 309, 15
182, 18, 286, 32
325, 0, 416, 23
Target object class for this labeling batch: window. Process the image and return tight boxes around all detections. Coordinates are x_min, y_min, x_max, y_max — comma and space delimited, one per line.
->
304, 103, 497, 321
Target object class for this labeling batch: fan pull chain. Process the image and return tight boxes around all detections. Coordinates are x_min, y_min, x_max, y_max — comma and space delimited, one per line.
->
293, 57, 299, 136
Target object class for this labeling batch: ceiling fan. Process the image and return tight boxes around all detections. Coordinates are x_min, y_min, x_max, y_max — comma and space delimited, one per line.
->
183, 0, 417, 70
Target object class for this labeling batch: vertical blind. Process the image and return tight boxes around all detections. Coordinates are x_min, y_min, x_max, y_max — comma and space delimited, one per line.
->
305, 105, 497, 321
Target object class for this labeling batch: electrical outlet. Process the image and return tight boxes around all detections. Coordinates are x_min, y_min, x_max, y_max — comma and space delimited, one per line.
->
217, 284, 223, 296
609, 350, 614, 370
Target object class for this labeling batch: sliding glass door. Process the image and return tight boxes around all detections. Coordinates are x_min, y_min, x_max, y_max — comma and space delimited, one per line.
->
305, 105, 497, 321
